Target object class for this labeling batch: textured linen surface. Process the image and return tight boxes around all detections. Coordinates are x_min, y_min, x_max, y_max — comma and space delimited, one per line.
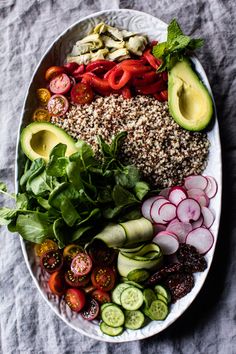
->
0, 0, 235, 353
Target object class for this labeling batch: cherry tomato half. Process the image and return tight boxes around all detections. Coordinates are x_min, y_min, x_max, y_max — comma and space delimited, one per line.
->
70, 83, 94, 105
45, 66, 65, 81
63, 62, 79, 74
81, 297, 99, 321
47, 94, 69, 116
65, 270, 90, 288
34, 239, 58, 257
32, 108, 50, 122
91, 266, 116, 292
48, 271, 66, 296
36, 88, 51, 105
63, 244, 83, 265
49, 73, 71, 95
88, 241, 117, 266
91, 289, 111, 304
41, 250, 63, 274
65, 288, 86, 312
71, 253, 93, 276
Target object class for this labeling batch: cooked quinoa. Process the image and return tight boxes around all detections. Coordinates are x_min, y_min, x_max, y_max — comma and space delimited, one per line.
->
51, 95, 210, 188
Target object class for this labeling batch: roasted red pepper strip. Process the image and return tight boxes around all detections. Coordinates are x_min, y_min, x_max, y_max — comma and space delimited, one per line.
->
121, 86, 132, 99
143, 48, 162, 70
86, 60, 116, 75
132, 71, 160, 86
136, 80, 166, 94
153, 90, 168, 102
118, 59, 147, 67
120, 65, 152, 75
108, 67, 132, 90
81, 72, 111, 93
72, 64, 85, 79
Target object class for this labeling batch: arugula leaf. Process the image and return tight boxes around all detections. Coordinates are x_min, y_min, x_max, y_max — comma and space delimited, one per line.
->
53, 218, 68, 248
152, 18, 204, 72
48, 182, 80, 210
16, 193, 29, 209
66, 161, 84, 190
76, 208, 101, 227
71, 225, 94, 243
16, 212, 53, 244
75, 139, 97, 168
20, 158, 45, 188
27, 170, 53, 196
0, 182, 7, 192
0, 208, 18, 225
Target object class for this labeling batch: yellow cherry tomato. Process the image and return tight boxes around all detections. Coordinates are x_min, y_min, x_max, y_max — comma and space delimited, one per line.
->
36, 88, 51, 105
32, 108, 50, 122
34, 239, 58, 257
63, 244, 83, 264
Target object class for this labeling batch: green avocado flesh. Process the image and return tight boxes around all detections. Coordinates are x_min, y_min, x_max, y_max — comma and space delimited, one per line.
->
168, 59, 213, 131
20, 122, 78, 161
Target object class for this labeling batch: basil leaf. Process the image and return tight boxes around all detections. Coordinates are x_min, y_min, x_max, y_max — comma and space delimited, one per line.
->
49, 143, 67, 158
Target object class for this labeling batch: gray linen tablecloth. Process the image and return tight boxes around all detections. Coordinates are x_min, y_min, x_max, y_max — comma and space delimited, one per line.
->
0, 1, 235, 353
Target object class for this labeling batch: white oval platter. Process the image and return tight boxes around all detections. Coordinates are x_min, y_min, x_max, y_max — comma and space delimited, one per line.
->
15, 9, 222, 342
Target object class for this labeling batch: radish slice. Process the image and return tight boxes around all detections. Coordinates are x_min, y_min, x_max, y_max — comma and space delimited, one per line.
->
191, 215, 204, 229
187, 188, 206, 198
153, 231, 179, 255
167, 218, 180, 227
184, 175, 208, 191
201, 206, 215, 228
150, 199, 169, 224
141, 196, 160, 221
177, 198, 201, 223
159, 187, 171, 198
185, 227, 214, 254
158, 202, 177, 222
168, 186, 187, 205
166, 221, 192, 243
153, 223, 166, 234
204, 176, 218, 199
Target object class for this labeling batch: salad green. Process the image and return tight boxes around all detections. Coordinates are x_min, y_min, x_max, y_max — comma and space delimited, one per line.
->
0, 131, 150, 247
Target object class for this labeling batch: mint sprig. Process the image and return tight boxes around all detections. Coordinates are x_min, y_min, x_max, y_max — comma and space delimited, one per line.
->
152, 19, 204, 72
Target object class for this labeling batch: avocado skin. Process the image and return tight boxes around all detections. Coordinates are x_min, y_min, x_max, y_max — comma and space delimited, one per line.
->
168, 58, 213, 131
20, 121, 78, 161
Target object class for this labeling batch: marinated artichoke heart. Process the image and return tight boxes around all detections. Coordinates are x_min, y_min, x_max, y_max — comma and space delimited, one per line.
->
107, 48, 130, 61
126, 35, 148, 56
66, 22, 148, 64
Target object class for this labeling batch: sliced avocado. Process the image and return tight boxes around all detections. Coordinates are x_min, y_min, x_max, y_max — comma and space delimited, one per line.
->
168, 59, 213, 131
20, 122, 78, 161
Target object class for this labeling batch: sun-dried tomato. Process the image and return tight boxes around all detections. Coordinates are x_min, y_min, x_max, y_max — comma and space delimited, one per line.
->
147, 263, 184, 285
164, 272, 194, 302
177, 244, 207, 273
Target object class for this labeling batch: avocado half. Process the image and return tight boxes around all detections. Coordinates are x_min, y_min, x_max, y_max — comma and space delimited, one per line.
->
20, 122, 78, 161
168, 59, 213, 131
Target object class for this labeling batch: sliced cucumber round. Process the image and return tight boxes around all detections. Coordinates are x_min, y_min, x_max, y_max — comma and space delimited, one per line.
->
127, 269, 150, 283
145, 300, 169, 321
124, 310, 145, 330
143, 288, 157, 308
111, 283, 130, 305
154, 285, 171, 303
123, 280, 144, 290
120, 286, 143, 310
101, 302, 114, 311
100, 322, 123, 336
156, 293, 168, 304
101, 305, 125, 327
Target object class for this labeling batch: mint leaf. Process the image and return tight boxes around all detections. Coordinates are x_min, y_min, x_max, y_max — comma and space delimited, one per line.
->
152, 42, 167, 59
188, 38, 204, 50
167, 19, 183, 42
170, 35, 191, 51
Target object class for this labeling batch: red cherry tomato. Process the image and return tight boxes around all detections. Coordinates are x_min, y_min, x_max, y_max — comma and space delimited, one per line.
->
65, 270, 90, 288
91, 266, 116, 292
45, 66, 65, 81
47, 94, 69, 116
71, 253, 93, 276
63, 244, 83, 266
91, 289, 111, 304
81, 297, 99, 321
70, 83, 94, 105
65, 288, 86, 312
49, 73, 71, 95
40, 250, 63, 274
48, 271, 66, 296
